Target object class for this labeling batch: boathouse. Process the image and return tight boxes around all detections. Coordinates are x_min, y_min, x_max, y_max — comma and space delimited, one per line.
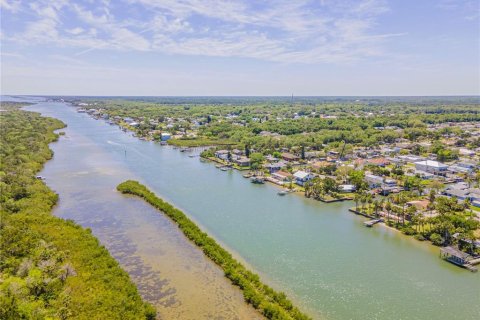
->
440, 247, 470, 266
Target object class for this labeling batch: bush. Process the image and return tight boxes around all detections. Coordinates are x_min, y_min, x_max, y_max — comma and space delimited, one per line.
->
414, 234, 425, 241
117, 180, 310, 320
430, 233, 444, 246
402, 227, 417, 236
0, 107, 155, 319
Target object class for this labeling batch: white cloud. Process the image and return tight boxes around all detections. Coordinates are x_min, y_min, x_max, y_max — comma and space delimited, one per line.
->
67, 27, 85, 35
3, 0, 401, 64
0, 0, 21, 12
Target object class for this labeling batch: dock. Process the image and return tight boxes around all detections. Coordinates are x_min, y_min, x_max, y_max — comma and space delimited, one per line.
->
364, 219, 383, 227
250, 176, 265, 184
440, 247, 478, 272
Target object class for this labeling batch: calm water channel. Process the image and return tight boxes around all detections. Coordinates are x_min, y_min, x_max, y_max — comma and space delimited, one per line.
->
21, 99, 480, 319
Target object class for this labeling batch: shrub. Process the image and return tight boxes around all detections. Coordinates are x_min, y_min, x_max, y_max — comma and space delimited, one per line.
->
117, 180, 310, 320
430, 233, 444, 246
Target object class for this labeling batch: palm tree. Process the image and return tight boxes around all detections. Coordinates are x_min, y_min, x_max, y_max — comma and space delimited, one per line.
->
385, 201, 392, 223
360, 194, 366, 213
373, 200, 380, 218
406, 205, 417, 226
365, 194, 373, 216
354, 193, 361, 211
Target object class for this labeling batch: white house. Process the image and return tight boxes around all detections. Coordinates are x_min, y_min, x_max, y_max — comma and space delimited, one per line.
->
293, 170, 315, 186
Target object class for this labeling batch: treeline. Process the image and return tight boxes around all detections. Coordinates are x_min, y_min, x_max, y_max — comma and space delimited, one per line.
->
71, 98, 479, 124
117, 180, 311, 320
0, 107, 155, 319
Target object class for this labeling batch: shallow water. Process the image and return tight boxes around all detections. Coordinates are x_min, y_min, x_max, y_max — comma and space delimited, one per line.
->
22, 99, 480, 320
22, 100, 261, 320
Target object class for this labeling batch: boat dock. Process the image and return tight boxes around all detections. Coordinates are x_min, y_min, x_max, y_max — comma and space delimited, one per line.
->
440, 247, 478, 272
364, 219, 383, 227
250, 176, 265, 184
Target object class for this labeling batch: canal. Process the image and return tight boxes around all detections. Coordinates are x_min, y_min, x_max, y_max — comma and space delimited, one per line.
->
25, 100, 480, 319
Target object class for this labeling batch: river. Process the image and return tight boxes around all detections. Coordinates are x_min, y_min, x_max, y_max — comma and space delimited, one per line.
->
20, 99, 480, 319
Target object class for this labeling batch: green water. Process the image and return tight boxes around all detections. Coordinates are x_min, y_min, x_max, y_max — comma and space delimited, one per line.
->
26, 100, 479, 320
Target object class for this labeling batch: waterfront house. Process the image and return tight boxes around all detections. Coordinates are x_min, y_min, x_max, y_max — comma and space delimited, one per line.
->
414, 160, 448, 176
440, 247, 472, 267
265, 161, 286, 173
215, 150, 229, 160
234, 156, 250, 167
293, 170, 314, 186
272, 171, 293, 182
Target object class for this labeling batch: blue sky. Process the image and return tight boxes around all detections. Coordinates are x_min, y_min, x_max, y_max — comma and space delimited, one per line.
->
1, 0, 479, 95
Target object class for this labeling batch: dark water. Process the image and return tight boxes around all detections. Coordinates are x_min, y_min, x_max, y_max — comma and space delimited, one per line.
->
19, 99, 480, 320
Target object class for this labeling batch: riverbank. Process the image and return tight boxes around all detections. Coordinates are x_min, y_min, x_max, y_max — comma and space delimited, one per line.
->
33, 100, 479, 320
117, 180, 311, 320
0, 105, 155, 319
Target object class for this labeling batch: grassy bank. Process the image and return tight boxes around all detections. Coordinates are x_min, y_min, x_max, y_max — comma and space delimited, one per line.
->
117, 180, 311, 320
0, 105, 155, 319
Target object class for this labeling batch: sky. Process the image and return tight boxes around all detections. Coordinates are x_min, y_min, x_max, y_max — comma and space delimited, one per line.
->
1, 0, 479, 96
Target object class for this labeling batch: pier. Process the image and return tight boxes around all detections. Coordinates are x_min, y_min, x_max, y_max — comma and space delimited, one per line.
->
364, 219, 383, 227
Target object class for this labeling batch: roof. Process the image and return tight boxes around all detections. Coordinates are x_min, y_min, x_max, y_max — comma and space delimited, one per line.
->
265, 162, 286, 168
440, 247, 471, 260
273, 171, 293, 178
311, 161, 331, 168
414, 160, 448, 168
445, 189, 469, 198
293, 170, 312, 179
407, 200, 430, 210
367, 157, 390, 165
340, 184, 356, 191
281, 152, 299, 160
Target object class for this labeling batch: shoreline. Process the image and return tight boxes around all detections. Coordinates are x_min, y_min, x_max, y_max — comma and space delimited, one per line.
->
117, 180, 311, 320
28, 101, 266, 319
